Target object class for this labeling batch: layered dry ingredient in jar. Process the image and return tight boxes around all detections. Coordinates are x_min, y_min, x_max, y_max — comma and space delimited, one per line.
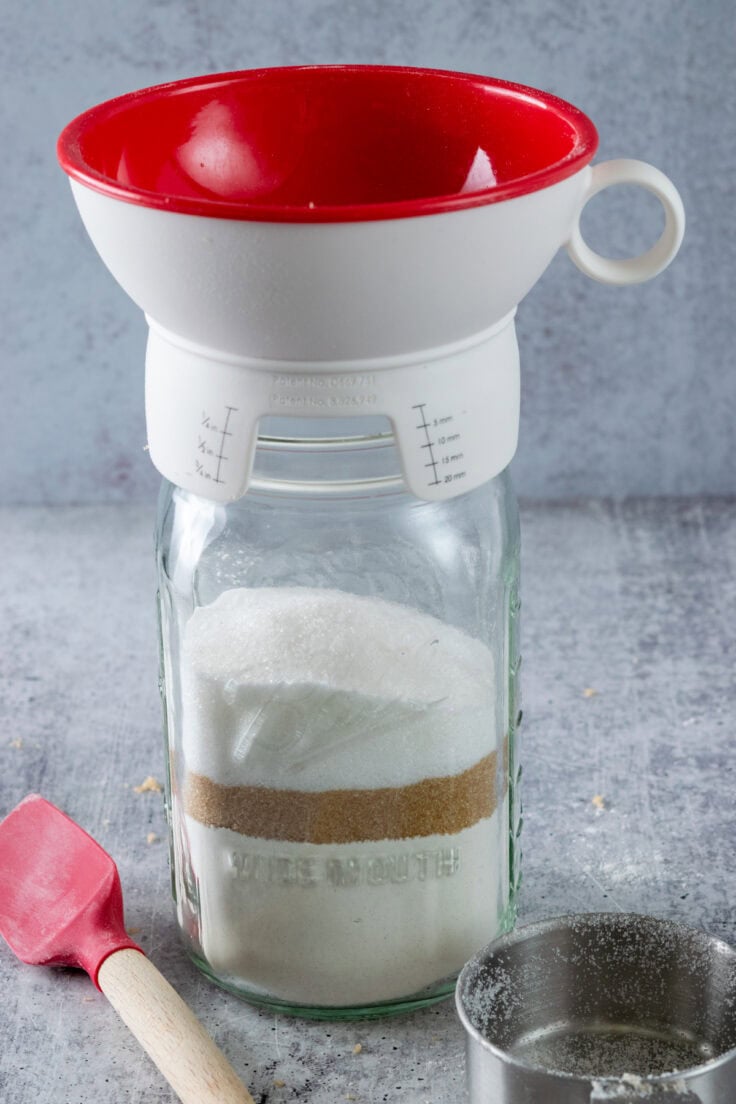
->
181, 586, 507, 1007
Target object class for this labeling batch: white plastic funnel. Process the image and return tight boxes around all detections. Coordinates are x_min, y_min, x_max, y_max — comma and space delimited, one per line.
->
58, 66, 685, 501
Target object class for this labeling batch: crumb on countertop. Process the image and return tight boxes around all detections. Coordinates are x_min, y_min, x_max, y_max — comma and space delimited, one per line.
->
352, 1043, 362, 1055
591, 794, 606, 811
582, 688, 599, 699
134, 776, 162, 794
146, 832, 159, 845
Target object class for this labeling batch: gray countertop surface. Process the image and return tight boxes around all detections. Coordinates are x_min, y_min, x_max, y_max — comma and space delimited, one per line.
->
1, 498, 734, 1103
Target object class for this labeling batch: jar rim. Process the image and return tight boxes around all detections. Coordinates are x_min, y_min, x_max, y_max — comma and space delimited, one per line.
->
257, 430, 394, 452
251, 429, 406, 497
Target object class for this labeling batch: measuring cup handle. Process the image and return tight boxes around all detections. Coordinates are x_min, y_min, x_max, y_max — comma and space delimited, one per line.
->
566, 158, 685, 285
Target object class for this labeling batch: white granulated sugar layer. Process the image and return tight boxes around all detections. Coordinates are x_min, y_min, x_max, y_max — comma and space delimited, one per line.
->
181, 587, 497, 790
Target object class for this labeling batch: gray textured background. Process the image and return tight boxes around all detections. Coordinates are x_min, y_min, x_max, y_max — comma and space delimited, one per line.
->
0, 0, 734, 504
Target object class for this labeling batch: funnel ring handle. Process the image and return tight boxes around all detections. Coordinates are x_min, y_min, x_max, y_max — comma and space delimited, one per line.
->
567, 158, 685, 285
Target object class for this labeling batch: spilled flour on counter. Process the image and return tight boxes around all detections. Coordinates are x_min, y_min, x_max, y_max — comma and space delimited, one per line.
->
179, 586, 507, 1007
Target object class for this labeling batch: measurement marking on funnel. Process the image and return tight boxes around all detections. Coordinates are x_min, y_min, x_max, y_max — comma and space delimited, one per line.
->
412, 404, 441, 486
213, 406, 238, 485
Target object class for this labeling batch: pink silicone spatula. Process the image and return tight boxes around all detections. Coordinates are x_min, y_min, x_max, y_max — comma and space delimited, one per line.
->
0, 794, 254, 1104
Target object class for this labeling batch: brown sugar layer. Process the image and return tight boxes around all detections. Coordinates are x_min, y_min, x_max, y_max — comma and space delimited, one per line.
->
184, 748, 506, 845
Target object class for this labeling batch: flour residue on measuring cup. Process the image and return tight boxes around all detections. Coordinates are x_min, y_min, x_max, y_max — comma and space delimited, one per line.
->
457, 912, 736, 1103
510, 1025, 714, 1080
590, 1074, 691, 1100
179, 586, 507, 1007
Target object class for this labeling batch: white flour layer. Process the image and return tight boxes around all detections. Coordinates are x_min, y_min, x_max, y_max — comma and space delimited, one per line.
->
181, 586, 497, 791
185, 810, 506, 1007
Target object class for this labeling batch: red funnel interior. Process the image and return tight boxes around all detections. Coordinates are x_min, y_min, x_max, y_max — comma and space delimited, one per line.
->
58, 65, 598, 222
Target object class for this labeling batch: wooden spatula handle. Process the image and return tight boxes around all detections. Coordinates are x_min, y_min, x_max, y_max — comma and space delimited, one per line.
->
97, 948, 255, 1104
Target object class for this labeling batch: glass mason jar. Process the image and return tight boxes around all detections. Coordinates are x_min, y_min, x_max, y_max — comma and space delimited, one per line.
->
155, 423, 521, 1020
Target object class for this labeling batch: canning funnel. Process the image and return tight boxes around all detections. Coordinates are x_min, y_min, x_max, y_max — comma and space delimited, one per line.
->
58, 65, 685, 502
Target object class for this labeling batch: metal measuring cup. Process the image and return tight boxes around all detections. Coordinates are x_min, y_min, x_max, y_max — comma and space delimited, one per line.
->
456, 913, 736, 1103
